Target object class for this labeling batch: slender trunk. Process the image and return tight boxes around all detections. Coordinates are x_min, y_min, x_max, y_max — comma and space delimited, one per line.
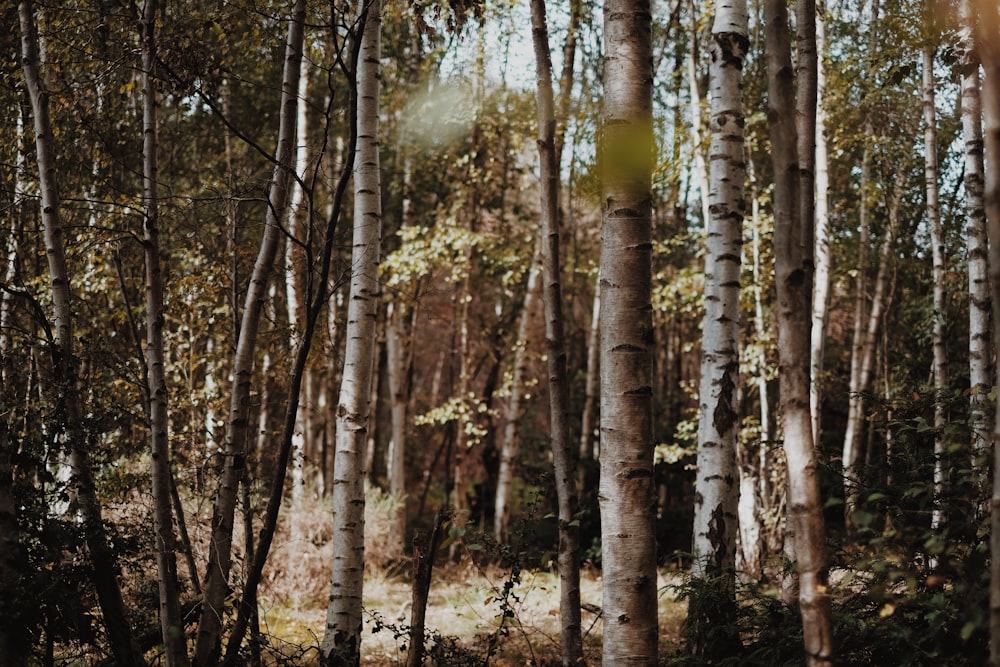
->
690, 0, 747, 656
286, 50, 311, 543
979, 3, 1000, 664
842, 0, 879, 528
959, 0, 990, 500
579, 279, 601, 462
764, 0, 833, 660
19, 3, 147, 665
530, 1, 585, 662
686, 0, 712, 227
193, 2, 306, 662
221, 22, 364, 665
922, 41, 948, 535
844, 184, 899, 524
322, 1, 381, 662
600, 1, 658, 663
141, 2, 188, 663
495, 243, 542, 543
809, 0, 830, 445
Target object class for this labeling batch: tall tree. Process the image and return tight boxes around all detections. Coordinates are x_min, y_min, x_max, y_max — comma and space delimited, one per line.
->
193, 1, 307, 662
764, 0, 833, 661
140, 1, 188, 663
808, 0, 830, 445
322, 0, 381, 663
689, 0, 747, 656
600, 0, 658, 664
921, 26, 947, 535
529, 0, 584, 663
18, 2, 147, 665
979, 0, 1000, 663
958, 0, 990, 494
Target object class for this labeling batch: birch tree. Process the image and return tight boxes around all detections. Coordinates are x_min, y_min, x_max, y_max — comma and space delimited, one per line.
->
764, 0, 832, 660
600, 0, 658, 663
979, 0, 1000, 662
689, 0, 747, 655
140, 1, 187, 663
193, 1, 307, 662
322, 0, 381, 662
958, 0, 990, 491
18, 2, 146, 664
529, 0, 584, 662
921, 32, 947, 535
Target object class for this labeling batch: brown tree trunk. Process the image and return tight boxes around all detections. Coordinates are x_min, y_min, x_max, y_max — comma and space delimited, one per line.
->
764, 0, 833, 661
193, 1, 307, 662
600, 0, 658, 663
530, 0, 585, 662
140, 2, 188, 663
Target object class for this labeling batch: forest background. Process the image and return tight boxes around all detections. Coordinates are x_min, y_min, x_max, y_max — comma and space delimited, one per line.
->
3, 0, 1000, 665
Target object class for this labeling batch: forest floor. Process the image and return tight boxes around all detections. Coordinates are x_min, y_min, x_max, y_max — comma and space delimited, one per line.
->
257, 564, 687, 666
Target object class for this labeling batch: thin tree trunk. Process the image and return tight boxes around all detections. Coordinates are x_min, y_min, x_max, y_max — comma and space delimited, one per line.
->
220, 21, 364, 665
18, 2, 147, 664
579, 279, 601, 462
809, 0, 830, 445
842, 0, 879, 528
978, 2, 1000, 664
530, 1, 585, 662
764, 0, 833, 660
600, 1, 658, 663
286, 49, 311, 544
193, 1, 306, 662
959, 0, 990, 501
140, 2, 188, 662
322, 1, 381, 662
690, 0, 747, 656
495, 242, 542, 543
922, 40, 948, 536
686, 0, 712, 228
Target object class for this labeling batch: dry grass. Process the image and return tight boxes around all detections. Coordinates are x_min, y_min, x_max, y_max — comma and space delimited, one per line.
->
174, 485, 686, 664
256, 561, 685, 666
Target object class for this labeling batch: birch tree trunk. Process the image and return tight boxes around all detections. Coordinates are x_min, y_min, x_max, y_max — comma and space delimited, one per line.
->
529, 1, 584, 662
809, 0, 830, 445
686, 0, 712, 228
579, 280, 601, 462
979, 2, 1000, 663
600, 1, 658, 663
286, 49, 311, 544
495, 246, 541, 542
922, 41, 948, 535
690, 0, 747, 655
841, 0, 880, 527
193, 1, 306, 662
959, 0, 990, 495
764, 0, 833, 660
140, 2, 188, 663
322, 1, 381, 663
18, 2, 146, 664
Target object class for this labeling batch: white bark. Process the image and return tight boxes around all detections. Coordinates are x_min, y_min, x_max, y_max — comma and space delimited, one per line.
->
959, 0, 990, 479
923, 44, 947, 534
495, 243, 542, 542
809, 2, 831, 446
691, 0, 747, 582
322, 1, 381, 662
